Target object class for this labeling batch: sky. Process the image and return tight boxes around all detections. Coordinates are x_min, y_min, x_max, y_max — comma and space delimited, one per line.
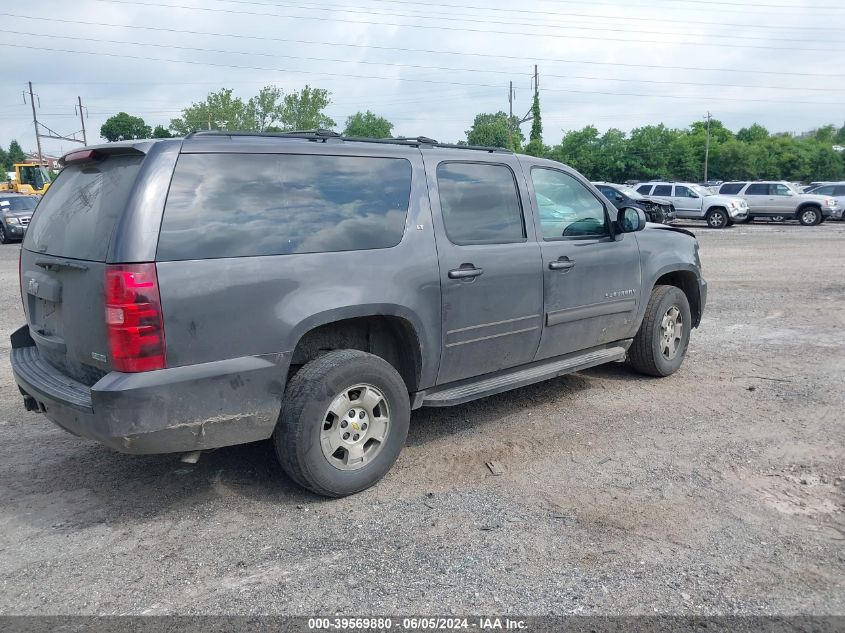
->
1, 0, 844, 157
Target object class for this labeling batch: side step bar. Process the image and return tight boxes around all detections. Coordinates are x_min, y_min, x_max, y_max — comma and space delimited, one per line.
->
417, 343, 630, 408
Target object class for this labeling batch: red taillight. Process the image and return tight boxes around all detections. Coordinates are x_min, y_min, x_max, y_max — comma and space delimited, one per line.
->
105, 263, 166, 372
63, 149, 98, 164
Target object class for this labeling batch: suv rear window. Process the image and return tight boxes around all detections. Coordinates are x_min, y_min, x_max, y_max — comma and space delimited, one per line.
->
719, 183, 745, 195
158, 153, 412, 260
24, 154, 144, 262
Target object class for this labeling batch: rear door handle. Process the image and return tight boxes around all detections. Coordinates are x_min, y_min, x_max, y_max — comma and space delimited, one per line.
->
448, 265, 483, 279
549, 257, 575, 271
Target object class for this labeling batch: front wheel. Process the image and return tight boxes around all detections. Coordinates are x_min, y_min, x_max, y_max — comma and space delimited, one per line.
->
273, 349, 410, 497
628, 285, 692, 377
798, 207, 821, 226
705, 208, 728, 229
0, 223, 9, 244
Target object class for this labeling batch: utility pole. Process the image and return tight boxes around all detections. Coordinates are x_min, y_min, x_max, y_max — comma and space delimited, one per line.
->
507, 81, 514, 150
703, 111, 712, 183
77, 96, 87, 145
28, 82, 43, 166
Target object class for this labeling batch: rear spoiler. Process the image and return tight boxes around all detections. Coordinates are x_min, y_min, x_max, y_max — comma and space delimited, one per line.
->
59, 142, 158, 167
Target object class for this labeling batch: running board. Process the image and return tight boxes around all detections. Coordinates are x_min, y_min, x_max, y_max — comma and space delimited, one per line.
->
418, 344, 629, 408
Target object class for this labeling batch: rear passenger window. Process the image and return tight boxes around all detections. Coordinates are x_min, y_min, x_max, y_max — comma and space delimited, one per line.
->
652, 185, 672, 196
746, 183, 769, 195
720, 183, 745, 195
157, 154, 412, 260
436, 162, 525, 245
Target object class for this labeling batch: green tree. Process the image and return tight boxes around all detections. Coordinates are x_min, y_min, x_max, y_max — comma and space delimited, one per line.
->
525, 91, 544, 156
548, 126, 600, 176
152, 125, 173, 139
246, 85, 285, 132
0, 147, 10, 173
343, 111, 394, 138
736, 123, 769, 143
8, 140, 25, 164
813, 124, 836, 143
281, 85, 335, 131
169, 88, 249, 135
466, 111, 524, 149
100, 112, 152, 142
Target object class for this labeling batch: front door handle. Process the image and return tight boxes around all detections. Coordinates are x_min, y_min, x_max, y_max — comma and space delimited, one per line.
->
549, 257, 575, 271
448, 265, 483, 280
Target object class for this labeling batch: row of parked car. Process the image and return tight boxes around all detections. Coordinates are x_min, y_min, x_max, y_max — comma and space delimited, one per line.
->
595, 180, 843, 228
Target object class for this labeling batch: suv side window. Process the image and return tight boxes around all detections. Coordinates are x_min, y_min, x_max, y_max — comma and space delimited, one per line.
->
653, 184, 672, 196
636, 185, 652, 194
596, 185, 618, 200
436, 162, 525, 245
158, 153, 412, 260
720, 183, 745, 195
745, 183, 769, 195
531, 168, 608, 239
674, 185, 692, 197
833, 186, 845, 197
773, 184, 791, 196
814, 185, 835, 196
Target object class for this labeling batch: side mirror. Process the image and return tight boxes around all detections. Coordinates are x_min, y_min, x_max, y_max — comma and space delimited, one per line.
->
615, 193, 624, 202
617, 206, 647, 233
689, 191, 699, 198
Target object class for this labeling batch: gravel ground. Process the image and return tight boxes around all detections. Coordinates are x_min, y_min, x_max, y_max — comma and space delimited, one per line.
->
0, 221, 842, 616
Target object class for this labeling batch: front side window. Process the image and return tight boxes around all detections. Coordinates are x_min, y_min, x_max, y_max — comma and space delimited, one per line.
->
674, 185, 693, 197
158, 153, 412, 260
745, 183, 769, 195
653, 184, 672, 196
773, 184, 791, 196
436, 162, 525, 245
531, 168, 608, 239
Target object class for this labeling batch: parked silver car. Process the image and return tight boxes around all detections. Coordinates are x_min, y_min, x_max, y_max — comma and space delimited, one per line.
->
636, 182, 747, 229
805, 182, 845, 220
717, 181, 838, 225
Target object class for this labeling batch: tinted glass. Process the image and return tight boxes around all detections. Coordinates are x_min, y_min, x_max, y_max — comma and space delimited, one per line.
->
0, 196, 38, 211
813, 185, 835, 195
24, 154, 143, 262
532, 168, 608, 239
833, 186, 845, 197
720, 183, 745, 195
636, 185, 652, 194
675, 185, 692, 197
653, 185, 672, 196
597, 185, 618, 199
158, 153, 412, 260
746, 183, 769, 195
436, 162, 525, 245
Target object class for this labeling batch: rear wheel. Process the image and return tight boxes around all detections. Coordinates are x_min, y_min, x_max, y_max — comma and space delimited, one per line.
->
798, 207, 821, 226
0, 223, 8, 244
705, 208, 728, 229
273, 349, 410, 497
629, 285, 692, 377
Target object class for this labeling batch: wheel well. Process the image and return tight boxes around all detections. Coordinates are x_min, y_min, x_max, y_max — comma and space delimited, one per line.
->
707, 206, 726, 214
796, 203, 820, 212
290, 316, 422, 392
654, 271, 702, 327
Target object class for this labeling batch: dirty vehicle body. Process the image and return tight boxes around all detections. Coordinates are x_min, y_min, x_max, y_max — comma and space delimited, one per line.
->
717, 181, 838, 225
593, 182, 676, 224
11, 132, 706, 496
0, 194, 39, 243
636, 182, 748, 229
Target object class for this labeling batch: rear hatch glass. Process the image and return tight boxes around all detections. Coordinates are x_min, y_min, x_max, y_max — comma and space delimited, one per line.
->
20, 153, 145, 384
24, 154, 143, 261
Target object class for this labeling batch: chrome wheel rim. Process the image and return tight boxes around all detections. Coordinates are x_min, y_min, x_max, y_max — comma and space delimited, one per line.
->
708, 212, 725, 228
801, 210, 817, 225
659, 306, 684, 361
320, 384, 390, 471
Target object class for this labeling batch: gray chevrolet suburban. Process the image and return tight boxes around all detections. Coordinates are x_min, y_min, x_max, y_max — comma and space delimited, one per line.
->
11, 131, 706, 497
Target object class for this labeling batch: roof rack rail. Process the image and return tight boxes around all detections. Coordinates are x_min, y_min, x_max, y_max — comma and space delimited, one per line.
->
185, 129, 512, 153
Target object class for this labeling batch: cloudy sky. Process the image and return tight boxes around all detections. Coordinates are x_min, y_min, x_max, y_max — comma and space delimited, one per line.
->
1, 0, 843, 157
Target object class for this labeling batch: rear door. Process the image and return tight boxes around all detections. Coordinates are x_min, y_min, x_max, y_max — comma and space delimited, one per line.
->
742, 183, 771, 215
526, 165, 641, 361
20, 152, 145, 384
423, 154, 543, 386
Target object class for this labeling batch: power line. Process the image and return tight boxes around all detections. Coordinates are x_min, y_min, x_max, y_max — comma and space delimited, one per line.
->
7, 30, 843, 94
84, 0, 845, 52
3, 42, 842, 106
4, 13, 843, 78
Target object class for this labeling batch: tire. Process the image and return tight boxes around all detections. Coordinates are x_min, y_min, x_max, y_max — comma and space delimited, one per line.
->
798, 207, 821, 226
628, 285, 692, 378
705, 208, 728, 229
0, 223, 8, 244
741, 216, 753, 224
273, 349, 410, 497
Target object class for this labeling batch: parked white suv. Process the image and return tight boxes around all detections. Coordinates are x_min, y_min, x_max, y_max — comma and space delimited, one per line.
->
636, 182, 748, 229
717, 181, 838, 225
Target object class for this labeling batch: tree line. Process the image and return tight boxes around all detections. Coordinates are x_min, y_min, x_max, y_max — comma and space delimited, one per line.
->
28, 83, 845, 183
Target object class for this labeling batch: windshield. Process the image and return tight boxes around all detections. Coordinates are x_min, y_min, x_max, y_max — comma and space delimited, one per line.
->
618, 187, 643, 199
0, 197, 38, 212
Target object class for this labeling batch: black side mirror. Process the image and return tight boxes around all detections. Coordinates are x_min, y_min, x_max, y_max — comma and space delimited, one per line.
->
615, 193, 624, 202
617, 206, 647, 233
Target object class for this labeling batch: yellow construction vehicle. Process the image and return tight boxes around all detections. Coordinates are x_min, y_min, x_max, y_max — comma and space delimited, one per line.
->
1, 163, 52, 195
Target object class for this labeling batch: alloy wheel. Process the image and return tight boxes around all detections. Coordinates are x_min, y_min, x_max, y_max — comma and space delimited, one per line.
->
320, 384, 390, 471
659, 306, 684, 361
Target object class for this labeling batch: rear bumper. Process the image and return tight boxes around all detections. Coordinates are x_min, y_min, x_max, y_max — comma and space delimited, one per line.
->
10, 325, 289, 454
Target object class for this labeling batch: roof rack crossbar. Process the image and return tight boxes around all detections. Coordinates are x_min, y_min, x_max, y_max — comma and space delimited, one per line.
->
185, 129, 512, 153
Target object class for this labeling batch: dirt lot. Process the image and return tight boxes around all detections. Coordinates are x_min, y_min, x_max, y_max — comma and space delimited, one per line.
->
0, 222, 842, 616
